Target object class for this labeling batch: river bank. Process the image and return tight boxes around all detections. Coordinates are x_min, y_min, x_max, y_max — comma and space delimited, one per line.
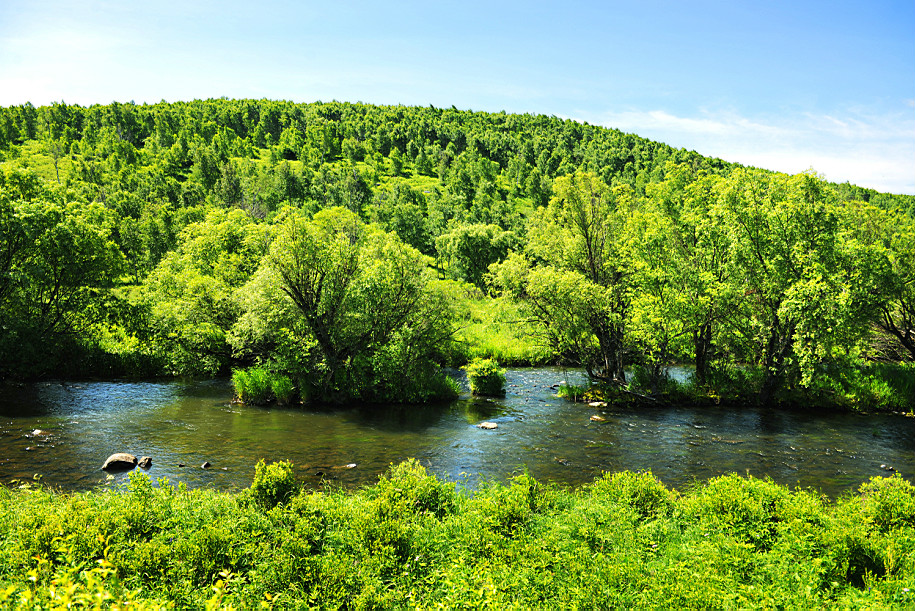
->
1, 460, 913, 608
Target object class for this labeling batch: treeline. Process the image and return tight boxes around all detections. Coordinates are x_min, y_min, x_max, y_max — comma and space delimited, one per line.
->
0, 99, 913, 408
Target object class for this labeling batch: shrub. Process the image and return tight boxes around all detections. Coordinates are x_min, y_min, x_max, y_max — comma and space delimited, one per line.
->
463, 358, 506, 396
368, 459, 456, 519
589, 470, 676, 518
557, 383, 588, 402
683, 474, 793, 551
856, 474, 915, 532
251, 460, 297, 508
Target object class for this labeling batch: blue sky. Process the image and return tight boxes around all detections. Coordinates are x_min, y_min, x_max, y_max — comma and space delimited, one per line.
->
2, 0, 913, 194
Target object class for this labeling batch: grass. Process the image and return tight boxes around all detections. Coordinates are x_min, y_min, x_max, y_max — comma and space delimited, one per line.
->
232, 366, 297, 405
1, 462, 913, 608
451, 295, 551, 366
557, 360, 915, 412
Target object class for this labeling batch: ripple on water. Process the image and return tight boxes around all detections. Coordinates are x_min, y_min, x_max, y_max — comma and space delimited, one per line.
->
1, 370, 914, 497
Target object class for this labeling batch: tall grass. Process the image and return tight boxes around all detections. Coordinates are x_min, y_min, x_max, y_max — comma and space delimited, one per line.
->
1, 463, 913, 608
232, 366, 297, 405
450, 296, 551, 366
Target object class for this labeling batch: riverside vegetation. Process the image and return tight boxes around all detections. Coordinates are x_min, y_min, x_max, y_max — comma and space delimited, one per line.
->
1, 99, 915, 604
0, 99, 913, 409
0, 460, 914, 607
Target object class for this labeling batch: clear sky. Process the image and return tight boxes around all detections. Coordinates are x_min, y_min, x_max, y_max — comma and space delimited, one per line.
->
2, 0, 913, 194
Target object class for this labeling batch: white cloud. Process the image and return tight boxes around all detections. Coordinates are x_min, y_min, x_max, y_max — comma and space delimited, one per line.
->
578, 106, 915, 195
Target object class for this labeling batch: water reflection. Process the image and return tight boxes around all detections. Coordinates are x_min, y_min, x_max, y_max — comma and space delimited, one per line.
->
1, 369, 913, 497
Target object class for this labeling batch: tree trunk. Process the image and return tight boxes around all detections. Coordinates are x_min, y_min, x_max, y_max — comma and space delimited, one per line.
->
758, 320, 794, 407
693, 322, 712, 386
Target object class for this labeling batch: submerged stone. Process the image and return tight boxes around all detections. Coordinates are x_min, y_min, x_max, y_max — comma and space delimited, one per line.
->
137, 456, 152, 469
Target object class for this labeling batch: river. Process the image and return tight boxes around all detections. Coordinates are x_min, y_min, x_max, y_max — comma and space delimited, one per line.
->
1, 368, 913, 497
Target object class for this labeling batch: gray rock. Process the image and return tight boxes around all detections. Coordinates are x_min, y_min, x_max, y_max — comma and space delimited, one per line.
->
137, 456, 152, 469
102, 453, 137, 471
201, 461, 211, 469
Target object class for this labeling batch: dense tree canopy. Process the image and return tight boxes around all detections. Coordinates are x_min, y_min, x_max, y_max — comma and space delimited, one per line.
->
0, 98, 912, 408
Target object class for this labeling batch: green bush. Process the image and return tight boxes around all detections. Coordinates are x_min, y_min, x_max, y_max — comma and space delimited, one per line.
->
368, 459, 457, 520
250, 460, 297, 508
463, 357, 506, 396
1, 465, 913, 607
588, 470, 676, 518
856, 474, 915, 532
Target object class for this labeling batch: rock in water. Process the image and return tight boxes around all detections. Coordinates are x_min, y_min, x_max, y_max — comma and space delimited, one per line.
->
478, 421, 499, 430
101, 453, 137, 471
590, 415, 606, 422
201, 461, 212, 469
137, 456, 152, 469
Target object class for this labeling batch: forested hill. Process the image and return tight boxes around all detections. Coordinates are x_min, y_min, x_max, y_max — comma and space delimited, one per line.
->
1, 99, 912, 215
1, 99, 913, 409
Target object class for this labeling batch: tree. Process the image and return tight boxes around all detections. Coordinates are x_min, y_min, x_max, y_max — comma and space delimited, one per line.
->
492, 171, 632, 384
0, 185, 123, 377
264, 206, 456, 402
715, 170, 861, 405
634, 165, 734, 386
851, 205, 915, 361
435, 223, 518, 290
143, 208, 265, 374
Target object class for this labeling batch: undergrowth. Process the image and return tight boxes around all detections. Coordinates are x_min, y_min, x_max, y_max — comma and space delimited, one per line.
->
1, 462, 913, 607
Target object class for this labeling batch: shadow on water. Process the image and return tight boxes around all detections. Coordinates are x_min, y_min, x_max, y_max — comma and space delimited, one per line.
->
1, 369, 913, 497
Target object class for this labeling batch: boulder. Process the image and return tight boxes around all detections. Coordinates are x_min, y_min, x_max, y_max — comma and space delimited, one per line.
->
201, 461, 212, 469
137, 456, 152, 469
101, 453, 137, 471
478, 421, 499, 430
589, 415, 606, 422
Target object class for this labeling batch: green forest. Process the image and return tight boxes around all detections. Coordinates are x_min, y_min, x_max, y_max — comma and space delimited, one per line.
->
1, 98, 914, 409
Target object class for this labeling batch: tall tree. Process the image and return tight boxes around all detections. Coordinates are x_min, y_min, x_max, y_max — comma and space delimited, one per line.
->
493, 171, 632, 383
716, 170, 861, 405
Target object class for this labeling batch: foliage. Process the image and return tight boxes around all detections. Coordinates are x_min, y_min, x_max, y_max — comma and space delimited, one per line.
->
232, 366, 298, 405
0, 464, 913, 607
0, 98, 913, 410
231, 367, 272, 405
435, 222, 518, 290
250, 459, 297, 508
462, 357, 506, 396
262, 206, 457, 403
449, 292, 551, 366
492, 172, 634, 384
142, 208, 265, 376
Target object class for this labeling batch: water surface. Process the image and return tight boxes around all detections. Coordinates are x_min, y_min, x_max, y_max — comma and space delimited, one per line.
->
1, 368, 913, 497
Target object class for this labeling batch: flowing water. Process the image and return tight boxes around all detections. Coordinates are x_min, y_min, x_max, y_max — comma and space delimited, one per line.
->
1, 368, 913, 497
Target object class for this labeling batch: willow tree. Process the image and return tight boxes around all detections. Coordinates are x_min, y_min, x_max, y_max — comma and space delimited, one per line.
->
628, 164, 734, 388
492, 171, 632, 384
0, 181, 123, 378
715, 170, 863, 405
265, 206, 456, 403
